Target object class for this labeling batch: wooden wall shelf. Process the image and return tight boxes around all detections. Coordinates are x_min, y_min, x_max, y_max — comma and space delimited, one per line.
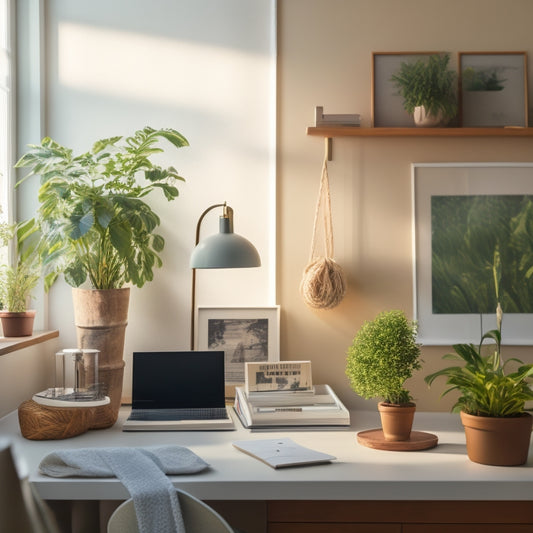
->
307, 126, 533, 160
307, 126, 533, 138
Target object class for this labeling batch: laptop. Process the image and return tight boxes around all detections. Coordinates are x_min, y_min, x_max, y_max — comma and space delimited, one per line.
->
122, 351, 235, 431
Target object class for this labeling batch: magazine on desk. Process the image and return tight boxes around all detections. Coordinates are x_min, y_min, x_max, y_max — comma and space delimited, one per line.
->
234, 384, 350, 428
245, 360, 313, 393
232, 437, 336, 468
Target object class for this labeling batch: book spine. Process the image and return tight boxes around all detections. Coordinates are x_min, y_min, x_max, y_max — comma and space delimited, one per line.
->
234, 387, 253, 427
246, 394, 337, 407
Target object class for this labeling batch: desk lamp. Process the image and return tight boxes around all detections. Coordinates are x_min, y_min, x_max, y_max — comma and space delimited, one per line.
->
189, 202, 261, 349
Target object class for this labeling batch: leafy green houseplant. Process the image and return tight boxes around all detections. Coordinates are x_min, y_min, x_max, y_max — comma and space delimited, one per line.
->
390, 53, 457, 126
15, 126, 189, 422
425, 304, 533, 465
346, 310, 421, 441
425, 305, 533, 417
0, 217, 40, 336
15, 126, 188, 290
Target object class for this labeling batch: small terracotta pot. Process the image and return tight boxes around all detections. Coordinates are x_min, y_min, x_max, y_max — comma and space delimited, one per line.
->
378, 402, 416, 441
0, 310, 36, 337
460, 411, 533, 466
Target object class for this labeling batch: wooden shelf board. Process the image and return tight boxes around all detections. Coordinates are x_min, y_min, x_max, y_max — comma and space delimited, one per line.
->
0, 330, 59, 356
307, 126, 533, 138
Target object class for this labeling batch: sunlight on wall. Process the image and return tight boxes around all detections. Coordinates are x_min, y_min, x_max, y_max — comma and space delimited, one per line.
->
57, 22, 267, 112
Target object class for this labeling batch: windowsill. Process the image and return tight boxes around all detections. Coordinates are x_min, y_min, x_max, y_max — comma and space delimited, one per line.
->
0, 330, 59, 356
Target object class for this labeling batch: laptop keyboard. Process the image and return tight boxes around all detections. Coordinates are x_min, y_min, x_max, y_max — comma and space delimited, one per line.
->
128, 407, 229, 422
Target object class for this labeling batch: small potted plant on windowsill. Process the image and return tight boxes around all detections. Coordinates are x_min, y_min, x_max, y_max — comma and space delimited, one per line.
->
346, 309, 422, 442
425, 303, 533, 466
390, 53, 458, 127
0, 218, 40, 337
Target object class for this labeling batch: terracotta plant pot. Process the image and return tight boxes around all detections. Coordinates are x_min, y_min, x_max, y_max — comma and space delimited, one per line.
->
0, 310, 36, 337
378, 402, 416, 441
72, 288, 130, 425
460, 411, 533, 466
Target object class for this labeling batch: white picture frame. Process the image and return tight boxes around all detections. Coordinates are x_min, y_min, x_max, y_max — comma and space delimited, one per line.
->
197, 306, 280, 387
412, 162, 533, 345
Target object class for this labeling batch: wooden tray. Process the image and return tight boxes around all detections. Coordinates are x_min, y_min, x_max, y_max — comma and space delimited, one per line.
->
18, 399, 116, 440
357, 429, 438, 451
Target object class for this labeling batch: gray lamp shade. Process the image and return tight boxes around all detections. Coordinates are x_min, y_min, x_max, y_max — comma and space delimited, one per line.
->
190, 216, 261, 269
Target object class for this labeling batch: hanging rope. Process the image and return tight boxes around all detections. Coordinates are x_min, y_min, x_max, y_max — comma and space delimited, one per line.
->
300, 141, 347, 310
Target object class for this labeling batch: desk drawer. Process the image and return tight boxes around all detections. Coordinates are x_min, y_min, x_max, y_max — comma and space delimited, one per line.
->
267, 501, 533, 524
269, 525, 400, 533
404, 526, 533, 533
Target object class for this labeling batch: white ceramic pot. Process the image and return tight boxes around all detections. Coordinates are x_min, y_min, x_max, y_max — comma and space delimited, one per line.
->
413, 106, 447, 127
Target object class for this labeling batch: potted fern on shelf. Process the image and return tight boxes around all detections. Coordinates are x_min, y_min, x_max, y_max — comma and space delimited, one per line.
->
15, 126, 189, 421
390, 53, 458, 127
425, 303, 533, 466
0, 217, 40, 337
346, 309, 422, 442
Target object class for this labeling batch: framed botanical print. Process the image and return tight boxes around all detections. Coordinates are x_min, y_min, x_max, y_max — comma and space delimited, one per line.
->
413, 163, 533, 345
459, 52, 528, 127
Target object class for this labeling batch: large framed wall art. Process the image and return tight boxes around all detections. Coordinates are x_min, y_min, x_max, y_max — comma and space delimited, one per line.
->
412, 163, 533, 345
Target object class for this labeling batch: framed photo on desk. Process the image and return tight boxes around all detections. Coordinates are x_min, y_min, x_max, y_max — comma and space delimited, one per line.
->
197, 306, 280, 389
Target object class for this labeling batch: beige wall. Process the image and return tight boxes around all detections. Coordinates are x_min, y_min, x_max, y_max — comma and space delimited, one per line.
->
277, 0, 533, 411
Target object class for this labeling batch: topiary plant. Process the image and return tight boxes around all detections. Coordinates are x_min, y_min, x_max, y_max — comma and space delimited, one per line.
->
346, 310, 421, 405
390, 53, 457, 121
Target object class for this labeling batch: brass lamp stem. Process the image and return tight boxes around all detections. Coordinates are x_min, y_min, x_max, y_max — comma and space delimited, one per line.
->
190, 202, 228, 350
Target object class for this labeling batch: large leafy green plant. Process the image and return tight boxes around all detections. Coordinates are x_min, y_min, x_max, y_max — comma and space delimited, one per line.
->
15, 127, 188, 290
390, 53, 457, 119
425, 304, 533, 417
346, 310, 421, 405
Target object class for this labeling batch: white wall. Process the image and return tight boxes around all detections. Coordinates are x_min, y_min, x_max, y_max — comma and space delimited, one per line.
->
16, 0, 276, 400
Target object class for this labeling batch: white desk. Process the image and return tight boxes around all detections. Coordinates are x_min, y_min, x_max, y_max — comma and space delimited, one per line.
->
2, 407, 533, 503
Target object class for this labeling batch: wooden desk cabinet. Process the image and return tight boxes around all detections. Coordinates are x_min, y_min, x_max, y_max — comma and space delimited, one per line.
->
267, 501, 533, 532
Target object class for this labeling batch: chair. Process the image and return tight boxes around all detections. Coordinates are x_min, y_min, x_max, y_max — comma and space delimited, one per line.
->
107, 489, 236, 533
0, 441, 60, 533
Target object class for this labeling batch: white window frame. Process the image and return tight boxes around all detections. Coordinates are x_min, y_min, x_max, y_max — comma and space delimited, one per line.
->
0, 0, 14, 236
12, 0, 47, 331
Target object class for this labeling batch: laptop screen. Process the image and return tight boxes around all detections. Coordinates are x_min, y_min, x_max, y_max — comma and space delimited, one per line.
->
131, 351, 226, 409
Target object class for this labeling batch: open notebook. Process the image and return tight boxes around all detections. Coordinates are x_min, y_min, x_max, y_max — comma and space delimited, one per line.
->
122, 351, 235, 431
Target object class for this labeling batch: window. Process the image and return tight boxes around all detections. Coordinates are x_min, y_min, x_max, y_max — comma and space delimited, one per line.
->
0, 0, 13, 265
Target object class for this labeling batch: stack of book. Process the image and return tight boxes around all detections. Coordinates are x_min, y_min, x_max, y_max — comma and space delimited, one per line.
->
234, 383, 351, 429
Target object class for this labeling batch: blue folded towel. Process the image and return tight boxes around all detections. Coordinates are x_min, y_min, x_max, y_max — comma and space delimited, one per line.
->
39, 446, 209, 533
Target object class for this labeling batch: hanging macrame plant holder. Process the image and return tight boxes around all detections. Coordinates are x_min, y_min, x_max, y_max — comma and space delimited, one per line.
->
300, 144, 347, 310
